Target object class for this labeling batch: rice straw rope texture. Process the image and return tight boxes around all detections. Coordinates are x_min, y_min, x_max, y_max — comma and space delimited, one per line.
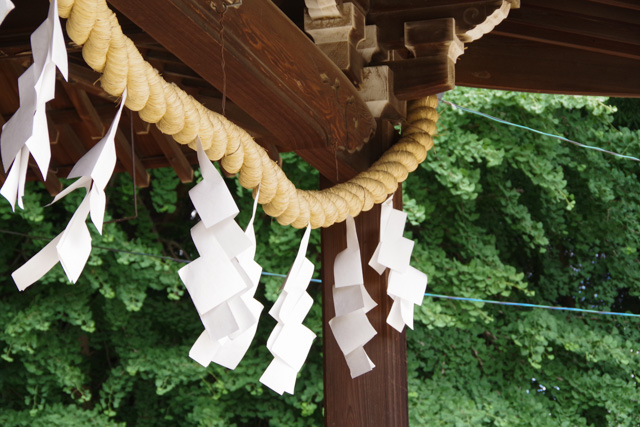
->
57, 0, 439, 228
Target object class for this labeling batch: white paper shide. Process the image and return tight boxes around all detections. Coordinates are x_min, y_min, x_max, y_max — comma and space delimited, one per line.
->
260, 225, 316, 395
369, 196, 428, 332
182, 140, 264, 371
12, 89, 128, 291
0, 0, 14, 26
328, 216, 377, 378
1, 0, 67, 210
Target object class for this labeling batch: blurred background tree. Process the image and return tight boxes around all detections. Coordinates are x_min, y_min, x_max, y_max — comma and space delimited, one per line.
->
1, 88, 639, 426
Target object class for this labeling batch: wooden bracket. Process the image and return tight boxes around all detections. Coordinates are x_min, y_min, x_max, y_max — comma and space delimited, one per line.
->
380, 18, 463, 99
365, 0, 518, 100
358, 65, 405, 121
305, 2, 366, 86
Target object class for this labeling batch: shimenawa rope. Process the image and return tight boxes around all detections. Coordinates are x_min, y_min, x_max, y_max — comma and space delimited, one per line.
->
57, 0, 439, 228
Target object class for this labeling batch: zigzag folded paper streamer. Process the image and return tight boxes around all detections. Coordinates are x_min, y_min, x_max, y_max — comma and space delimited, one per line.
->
1, 0, 67, 210
328, 216, 377, 378
0, 0, 14, 25
182, 141, 263, 370
260, 225, 316, 395
12, 89, 127, 291
369, 196, 428, 332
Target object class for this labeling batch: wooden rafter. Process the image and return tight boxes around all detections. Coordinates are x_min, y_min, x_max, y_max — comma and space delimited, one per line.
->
149, 122, 194, 184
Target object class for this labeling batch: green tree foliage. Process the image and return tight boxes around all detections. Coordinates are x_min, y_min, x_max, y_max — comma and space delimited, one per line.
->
407, 89, 640, 426
1, 88, 639, 426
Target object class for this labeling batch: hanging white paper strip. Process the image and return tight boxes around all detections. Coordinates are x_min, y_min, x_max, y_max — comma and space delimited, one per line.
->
1, 0, 67, 210
260, 225, 316, 395
328, 215, 377, 378
184, 141, 264, 370
12, 89, 128, 291
0, 0, 14, 26
369, 196, 428, 332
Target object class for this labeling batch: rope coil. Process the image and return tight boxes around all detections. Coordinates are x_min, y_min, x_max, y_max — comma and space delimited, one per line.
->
58, 0, 439, 228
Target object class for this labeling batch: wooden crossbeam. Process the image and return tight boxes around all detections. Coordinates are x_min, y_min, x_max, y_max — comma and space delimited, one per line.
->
456, 34, 640, 97
107, 0, 377, 182
62, 83, 106, 140
149, 122, 194, 184
60, 80, 151, 187
57, 124, 88, 163
29, 162, 62, 196
114, 128, 151, 188
492, 7, 640, 61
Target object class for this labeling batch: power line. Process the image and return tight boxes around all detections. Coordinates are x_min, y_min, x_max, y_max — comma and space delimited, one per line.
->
442, 99, 640, 162
2, 228, 637, 318
424, 293, 640, 318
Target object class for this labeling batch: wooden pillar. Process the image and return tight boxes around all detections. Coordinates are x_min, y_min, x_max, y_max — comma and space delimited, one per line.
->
320, 182, 408, 426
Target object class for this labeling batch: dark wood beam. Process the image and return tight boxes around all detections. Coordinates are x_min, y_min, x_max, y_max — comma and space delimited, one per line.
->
494, 4, 640, 61
529, 0, 640, 24
587, 0, 640, 11
493, 22, 640, 61
321, 186, 408, 427
149, 122, 194, 184
67, 62, 116, 101
57, 124, 88, 164
456, 34, 640, 97
29, 162, 63, 196
107, 0, 377, 181
114, 128, 151, 188
62, 82, 106, 139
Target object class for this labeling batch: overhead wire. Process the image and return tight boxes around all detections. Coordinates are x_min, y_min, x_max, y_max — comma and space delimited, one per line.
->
1, 227, 637, 318
3, 94, 638, 315
442, 99, 640, 162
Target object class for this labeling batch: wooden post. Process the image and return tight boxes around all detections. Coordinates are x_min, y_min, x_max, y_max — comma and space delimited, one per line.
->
320, 183, 408, 426
320, 120, 408, 426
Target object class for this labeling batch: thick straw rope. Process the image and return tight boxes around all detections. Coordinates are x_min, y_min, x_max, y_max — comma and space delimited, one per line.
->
58, 0, 439, 228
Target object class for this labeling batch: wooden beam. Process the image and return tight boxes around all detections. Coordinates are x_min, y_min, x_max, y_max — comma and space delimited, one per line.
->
527, 0, 640, 24
57, 124, 88, 162
114, 128, 151, 188
493, 4, 640, 61
456, 34, 640, 97
106, 0, 376, 162
29, 162, 62, 196
62, 82, 105, 139
587, 0, 640, 11
67, 62, 115, 100
321, 186, 408, 427
149, 122, 194, 184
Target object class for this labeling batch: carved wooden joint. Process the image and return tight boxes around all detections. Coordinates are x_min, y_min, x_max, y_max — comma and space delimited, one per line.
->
383, 18, 462, 100
305, 2, 366, 86
358, 66, 405, 121
363, 0, 518, 100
